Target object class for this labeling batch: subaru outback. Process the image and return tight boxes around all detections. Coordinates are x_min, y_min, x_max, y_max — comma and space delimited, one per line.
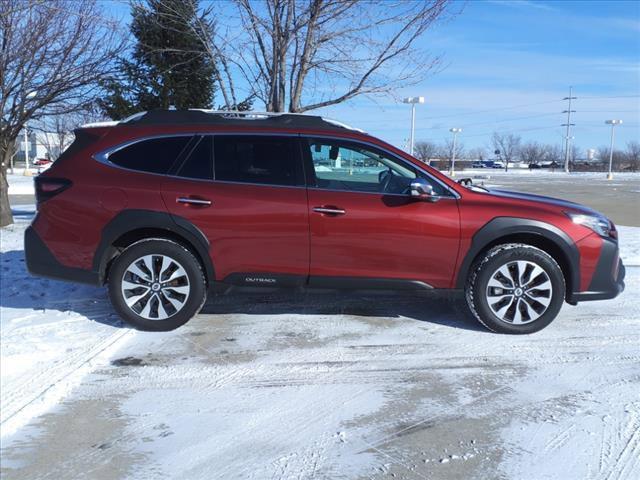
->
24, 110, 625, 333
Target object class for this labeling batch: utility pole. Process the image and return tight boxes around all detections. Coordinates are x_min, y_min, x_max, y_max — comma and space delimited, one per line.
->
562, 86, 576, 173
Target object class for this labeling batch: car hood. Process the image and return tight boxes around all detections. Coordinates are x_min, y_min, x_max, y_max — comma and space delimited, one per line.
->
487, 188, 601, 216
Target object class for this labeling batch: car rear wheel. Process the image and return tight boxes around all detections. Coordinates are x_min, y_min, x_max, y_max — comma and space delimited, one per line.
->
465, 244, 565, 334
108, 239, 206, 331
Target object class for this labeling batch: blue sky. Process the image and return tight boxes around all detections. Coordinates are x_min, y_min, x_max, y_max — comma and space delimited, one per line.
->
322, 0, 640, 153
102, 0, 639, 153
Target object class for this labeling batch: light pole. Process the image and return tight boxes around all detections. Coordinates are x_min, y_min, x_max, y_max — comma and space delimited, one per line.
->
23, 90, 37, 175
605, 120, 622, 180
449, 128, 462, 176
402, 96, 425, 156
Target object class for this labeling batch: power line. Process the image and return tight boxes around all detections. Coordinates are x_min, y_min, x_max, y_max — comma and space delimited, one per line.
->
575, 95, 640, 99
462, 125, 561, 139
411, 113, 561, 132
576, 110, 639, 113
419, 99, 563, 121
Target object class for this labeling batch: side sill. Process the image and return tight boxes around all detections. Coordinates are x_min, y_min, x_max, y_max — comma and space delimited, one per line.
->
308, 276, 433, 291
219, 273, 434, 292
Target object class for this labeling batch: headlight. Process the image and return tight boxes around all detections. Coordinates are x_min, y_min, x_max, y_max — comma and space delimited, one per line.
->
565, 212, 613, 237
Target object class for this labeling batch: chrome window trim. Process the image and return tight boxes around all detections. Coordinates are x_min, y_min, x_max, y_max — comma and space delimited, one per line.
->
92, 131, 460, 199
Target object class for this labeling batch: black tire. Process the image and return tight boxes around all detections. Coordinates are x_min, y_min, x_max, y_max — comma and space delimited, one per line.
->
465, 243, 565, 334
108, 238, 207, 331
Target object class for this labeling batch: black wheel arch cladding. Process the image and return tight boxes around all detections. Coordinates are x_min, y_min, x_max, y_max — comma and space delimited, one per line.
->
455, 217, 580, 294
93, 209, 215, 285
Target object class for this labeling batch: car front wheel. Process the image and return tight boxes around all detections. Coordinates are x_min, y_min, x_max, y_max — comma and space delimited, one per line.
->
465, 243, 565, 334
108, 239, 207, 331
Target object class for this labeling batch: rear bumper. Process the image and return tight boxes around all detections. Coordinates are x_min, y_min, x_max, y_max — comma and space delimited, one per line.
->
25, 226, 101, 285
568, 237, 625, 303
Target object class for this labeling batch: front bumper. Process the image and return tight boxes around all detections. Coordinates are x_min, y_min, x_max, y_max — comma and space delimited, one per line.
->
25, 226, 100, 285
568, 237, 625, 303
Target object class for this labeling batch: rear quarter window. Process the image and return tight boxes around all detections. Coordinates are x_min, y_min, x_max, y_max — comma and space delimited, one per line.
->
108, 136, 191, 174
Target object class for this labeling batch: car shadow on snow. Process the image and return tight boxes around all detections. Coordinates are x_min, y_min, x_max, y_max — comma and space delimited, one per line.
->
0, 249, 125, 329
1, 249, 483, 332
199, 287, 485, 332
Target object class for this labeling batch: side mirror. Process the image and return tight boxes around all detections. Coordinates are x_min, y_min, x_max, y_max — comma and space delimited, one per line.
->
410, 178, 439, 202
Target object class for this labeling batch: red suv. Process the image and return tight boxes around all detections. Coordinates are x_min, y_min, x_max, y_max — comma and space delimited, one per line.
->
25, 110, 625, 333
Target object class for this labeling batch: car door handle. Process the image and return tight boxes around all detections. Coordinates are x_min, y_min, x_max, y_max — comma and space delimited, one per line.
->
313, 206, 346, 216
176, 196, 212, 207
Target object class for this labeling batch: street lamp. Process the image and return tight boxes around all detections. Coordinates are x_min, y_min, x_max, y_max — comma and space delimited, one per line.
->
402, 96, 425, 156
604, 120, 622, 180
449, 128, 462, 176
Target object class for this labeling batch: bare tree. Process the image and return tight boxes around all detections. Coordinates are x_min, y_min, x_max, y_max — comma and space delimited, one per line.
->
34, 108, 103, 161
518, 141, 546, 165
625, 141, 640, 172
0, 0, 122, 227
413, 141, 438, 164
597, 146, 626, 171
186, 0, 453, 112
491, 132, 521, 170
439, 139, 464, 170
467, 147, 486, 162
543, 144, 563, 165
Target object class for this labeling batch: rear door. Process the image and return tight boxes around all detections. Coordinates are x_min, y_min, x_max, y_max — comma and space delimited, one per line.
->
302, 137, 461, 288
161, 134, 310, 285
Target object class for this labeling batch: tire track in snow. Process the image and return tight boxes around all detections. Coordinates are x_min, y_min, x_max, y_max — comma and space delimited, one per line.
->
543, 424, 575, 454
1, 327, 134, 436
603, 410, 640, 480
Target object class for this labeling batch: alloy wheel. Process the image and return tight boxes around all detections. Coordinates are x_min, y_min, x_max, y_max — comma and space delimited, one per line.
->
485, 260, 553, 324
121, 254, 190, 320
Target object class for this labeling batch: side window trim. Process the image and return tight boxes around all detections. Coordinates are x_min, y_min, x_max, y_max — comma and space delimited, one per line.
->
301, 135, 458, 199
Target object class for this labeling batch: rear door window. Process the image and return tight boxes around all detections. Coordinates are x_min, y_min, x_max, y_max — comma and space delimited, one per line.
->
108, 136, 191, 174
213, 136, 301, 186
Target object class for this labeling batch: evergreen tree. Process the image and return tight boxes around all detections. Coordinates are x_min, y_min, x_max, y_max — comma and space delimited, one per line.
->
99, 0, 215, 119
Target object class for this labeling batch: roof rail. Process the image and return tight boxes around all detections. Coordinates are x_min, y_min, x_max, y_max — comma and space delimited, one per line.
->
80, 112, 149, 129
83, 109, 365, 133
187, 109, 365, 133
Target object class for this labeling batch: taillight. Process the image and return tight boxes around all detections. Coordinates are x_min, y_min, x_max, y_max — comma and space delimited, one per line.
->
34, 177, 72, 204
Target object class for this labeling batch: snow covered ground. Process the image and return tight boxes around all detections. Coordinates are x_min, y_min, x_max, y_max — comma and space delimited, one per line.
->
6, 174, 35, 196
1, 203, 639, 479
0, 205, 135, 437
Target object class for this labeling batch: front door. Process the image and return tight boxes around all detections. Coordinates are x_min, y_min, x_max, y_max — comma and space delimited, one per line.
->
161, 134, 309, 285
303, 138, 460, 289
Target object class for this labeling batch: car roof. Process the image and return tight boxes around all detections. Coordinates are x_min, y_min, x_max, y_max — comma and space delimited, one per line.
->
82, 109, 365, 134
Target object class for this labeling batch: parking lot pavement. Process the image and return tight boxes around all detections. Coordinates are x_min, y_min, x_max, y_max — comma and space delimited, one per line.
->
2, 265, 639, 480
465, 171, 640, 227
